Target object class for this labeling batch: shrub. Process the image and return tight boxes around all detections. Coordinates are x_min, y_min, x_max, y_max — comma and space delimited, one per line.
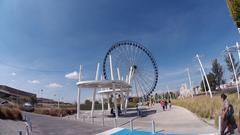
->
0, 106, 22, 120
34, 107, 77, 117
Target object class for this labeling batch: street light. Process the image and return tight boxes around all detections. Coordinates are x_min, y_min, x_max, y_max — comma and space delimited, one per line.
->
195, 54, 213, 98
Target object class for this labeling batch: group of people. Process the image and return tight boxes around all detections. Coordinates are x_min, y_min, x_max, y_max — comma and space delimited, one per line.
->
160, 99, 171, 111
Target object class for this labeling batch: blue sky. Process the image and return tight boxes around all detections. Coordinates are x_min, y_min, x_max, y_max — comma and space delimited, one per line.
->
0, 0, 239, 102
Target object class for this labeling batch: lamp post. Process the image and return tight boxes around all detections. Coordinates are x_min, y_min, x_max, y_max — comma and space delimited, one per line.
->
225, 46, 239, 99
199, 68, 207, 96
196, 54, 212, 98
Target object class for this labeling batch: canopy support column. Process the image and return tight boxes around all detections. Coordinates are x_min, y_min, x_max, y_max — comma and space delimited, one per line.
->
107, 94, 111, 111
77, 65, 82, 120
91, 63, 100, 118
124, 90, 129, 114
101, 94, 104, 115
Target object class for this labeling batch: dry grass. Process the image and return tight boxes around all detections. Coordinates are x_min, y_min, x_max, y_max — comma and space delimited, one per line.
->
172, 94, 240, 127
0, 106, 23, 120
34, 108, 76, 117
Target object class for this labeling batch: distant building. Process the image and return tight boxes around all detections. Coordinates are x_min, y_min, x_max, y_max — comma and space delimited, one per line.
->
37, 97, 58, 104
0, 85, 36, 104
37, 97, 72, 106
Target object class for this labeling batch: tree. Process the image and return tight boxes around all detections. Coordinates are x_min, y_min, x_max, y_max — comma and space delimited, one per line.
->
85, 99, 92, 105
211, 59, 224, 88
200, 72, 216, 91
225, 53, 239, 80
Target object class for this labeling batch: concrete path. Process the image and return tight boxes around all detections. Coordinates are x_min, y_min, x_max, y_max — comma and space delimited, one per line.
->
0, 119, 26, 135
21, 105, 217, 135
121, 105, 217, 134
24, 112, 110, 135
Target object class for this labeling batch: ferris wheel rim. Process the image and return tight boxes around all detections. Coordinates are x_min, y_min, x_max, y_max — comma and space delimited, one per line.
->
102, 40, 158, 97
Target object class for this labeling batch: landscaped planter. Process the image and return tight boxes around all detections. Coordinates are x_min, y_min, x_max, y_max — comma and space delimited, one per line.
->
227, 0, 240, 28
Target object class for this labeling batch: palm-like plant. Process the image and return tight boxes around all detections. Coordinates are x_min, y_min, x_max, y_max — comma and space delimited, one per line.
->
226, 0, 240, 27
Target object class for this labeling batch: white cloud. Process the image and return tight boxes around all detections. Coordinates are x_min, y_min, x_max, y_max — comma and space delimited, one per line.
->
28, 80, 40, 84
11, 72, 16, 76
65, 71, 78, 80
47, 83, 63, 88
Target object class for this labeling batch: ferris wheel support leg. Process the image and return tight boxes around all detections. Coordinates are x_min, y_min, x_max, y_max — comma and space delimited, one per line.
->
112, 83, 118, 119
109, 55, 114, 80
117, 68, 121, 80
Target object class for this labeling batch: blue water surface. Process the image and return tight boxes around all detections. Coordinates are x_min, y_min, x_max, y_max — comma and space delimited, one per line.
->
111, 129, 196, 135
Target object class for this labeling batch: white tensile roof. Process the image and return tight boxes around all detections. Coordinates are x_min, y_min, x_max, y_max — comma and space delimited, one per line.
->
76, 80, 131, 89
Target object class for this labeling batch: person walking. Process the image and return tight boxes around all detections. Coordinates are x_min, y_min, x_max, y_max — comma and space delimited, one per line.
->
221, 94, 229, 135
160, 100, 165, 111
168, 99, 172, 109
220, 94, 237, 135
164, 100, 168, 110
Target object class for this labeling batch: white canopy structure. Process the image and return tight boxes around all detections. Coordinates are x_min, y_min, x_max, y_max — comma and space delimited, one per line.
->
76, 63, 131, 120
76, 80, 131, 89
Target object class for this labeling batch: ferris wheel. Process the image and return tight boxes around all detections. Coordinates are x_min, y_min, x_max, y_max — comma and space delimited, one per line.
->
103, 40, 158, 98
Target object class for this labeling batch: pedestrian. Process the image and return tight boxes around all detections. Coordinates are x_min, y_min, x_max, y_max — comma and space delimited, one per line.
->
164, 100, 168, 110
220, 94, 237, 135
160, 100, 165, 111
168, 99, 172, 109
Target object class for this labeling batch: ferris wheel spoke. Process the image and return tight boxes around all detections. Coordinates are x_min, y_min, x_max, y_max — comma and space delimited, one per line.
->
113, 51, 131, 73
138, 69, 156, 94
135, 76, 147, 96
116, 45, 130, 68
126, 44, 133, 66
140, 71, 155, 81
135, 78, 145, 97
122, 44, 133, 66
132, 79, 140, 97
137, 69, 155, 80
136, 76, 151, 95
112, 52, 128, 70
139, 72, 155, 89
137, 72, 154, 92
132, 45, 138, 66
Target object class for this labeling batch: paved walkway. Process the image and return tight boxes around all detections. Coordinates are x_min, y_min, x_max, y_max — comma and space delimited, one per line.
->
0, 119, 26, 135
121, 105, 217, 134
22, 105, 218, 135
24, 112, 110, 135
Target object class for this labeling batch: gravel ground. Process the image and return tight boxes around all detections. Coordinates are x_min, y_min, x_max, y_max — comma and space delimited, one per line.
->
0, 119, 26, 135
